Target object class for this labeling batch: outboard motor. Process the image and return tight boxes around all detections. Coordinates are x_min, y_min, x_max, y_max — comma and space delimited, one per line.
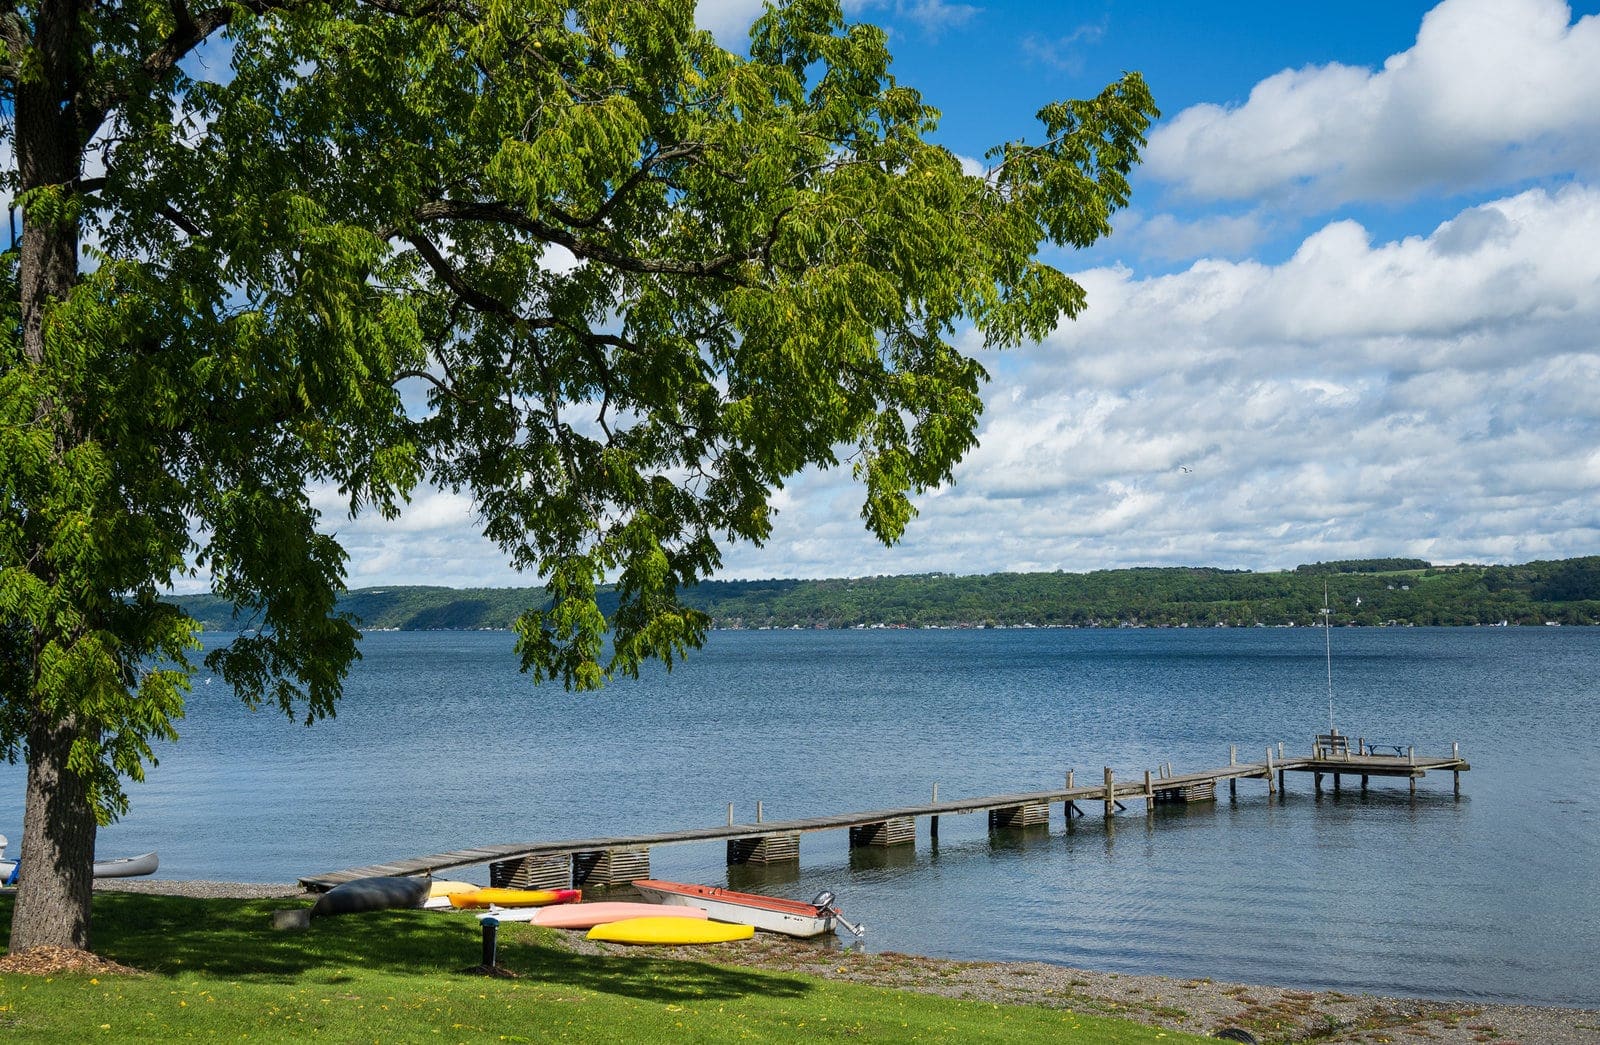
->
810, 888, 866, 938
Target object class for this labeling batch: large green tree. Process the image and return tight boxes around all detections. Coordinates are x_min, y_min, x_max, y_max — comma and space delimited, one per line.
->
0, 0, 1154, 952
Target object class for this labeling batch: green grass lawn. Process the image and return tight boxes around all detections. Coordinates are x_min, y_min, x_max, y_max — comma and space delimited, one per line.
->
0, 892, 1216, 1043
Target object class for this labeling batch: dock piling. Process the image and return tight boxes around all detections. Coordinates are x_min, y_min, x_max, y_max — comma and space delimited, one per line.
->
1103, 767, 1115, 818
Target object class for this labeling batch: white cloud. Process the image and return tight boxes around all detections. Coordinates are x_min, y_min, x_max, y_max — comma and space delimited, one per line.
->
1145, 0, 1600, 206
698, 0, 978, 48
695, 0, 769, 47
719, 184, 1600, 577
1118, 209, 1271, 262
846, 0, 979, 36
1020, 19, 1108, 74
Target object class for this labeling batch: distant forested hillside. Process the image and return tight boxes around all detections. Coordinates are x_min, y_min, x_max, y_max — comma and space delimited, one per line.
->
169, 557, 1600, 632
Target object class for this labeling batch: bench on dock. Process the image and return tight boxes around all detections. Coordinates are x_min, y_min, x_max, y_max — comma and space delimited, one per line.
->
1315, 733, 1349, 757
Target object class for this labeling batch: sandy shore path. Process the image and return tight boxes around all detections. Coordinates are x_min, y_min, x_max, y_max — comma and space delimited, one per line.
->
91, 880, 1600, 1044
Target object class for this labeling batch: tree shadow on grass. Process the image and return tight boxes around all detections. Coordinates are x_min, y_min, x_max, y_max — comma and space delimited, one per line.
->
2, 893, 811, 1004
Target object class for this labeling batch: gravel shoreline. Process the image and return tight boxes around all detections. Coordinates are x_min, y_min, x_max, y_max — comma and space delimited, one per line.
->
87, 880, 1600, 1043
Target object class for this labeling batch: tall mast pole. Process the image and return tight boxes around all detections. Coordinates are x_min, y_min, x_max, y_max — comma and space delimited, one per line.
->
1324, 583, 1336, 735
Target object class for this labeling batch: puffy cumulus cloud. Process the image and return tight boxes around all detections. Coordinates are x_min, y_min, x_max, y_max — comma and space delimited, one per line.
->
1145, 0, 1600, 206
724, 184, 1600, 577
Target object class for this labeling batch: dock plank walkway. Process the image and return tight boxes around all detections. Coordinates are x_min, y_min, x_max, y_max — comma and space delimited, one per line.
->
299, 747, 1469, 890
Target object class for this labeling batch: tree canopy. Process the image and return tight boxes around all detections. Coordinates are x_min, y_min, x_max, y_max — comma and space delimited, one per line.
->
0, 0, 1155, 951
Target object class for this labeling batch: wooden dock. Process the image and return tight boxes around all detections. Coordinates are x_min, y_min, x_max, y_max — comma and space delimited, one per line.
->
299, 735, 1469, 891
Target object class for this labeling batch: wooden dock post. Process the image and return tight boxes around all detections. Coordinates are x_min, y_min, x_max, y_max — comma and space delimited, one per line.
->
1265, 747, 1276, 795
1333, 772, 1341, 795
1103, 767, 1115, 818
1361, 774, 1369, 795
727, 803, 734, 827
990, 803, 1050, 829
756, 800, 763, 824
490, 854, 572, 890
1143, 770, 1155, 815
573, 847, 650, 889
1065, 770, 1081, 818
931, 782, 940, 842
1230, 744, 1237, 766
850, 818, 914, 848
727, 832, 799, 866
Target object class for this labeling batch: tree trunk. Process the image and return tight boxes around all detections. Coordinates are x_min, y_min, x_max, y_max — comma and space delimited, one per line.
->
8, 715, 97, 952
8, 0, 97, 954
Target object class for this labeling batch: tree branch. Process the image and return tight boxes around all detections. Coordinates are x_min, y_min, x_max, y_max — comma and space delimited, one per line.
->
404, 232, 555, 328
412, 199, 749, 278
545, 140, 708, 231
394, 366, 481, 406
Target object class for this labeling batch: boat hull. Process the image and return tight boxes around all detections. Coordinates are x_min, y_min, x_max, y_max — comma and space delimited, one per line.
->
448, 887, 581, 909
311, 875, 430, 917
484, 902, 711, 929
2, 851, 159, 883
632, 879, 836, 938
93, 851, 160, 878
587, 916, 753, 945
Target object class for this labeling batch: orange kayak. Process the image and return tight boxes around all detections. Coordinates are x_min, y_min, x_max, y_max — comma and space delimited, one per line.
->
448, 887, 581, 909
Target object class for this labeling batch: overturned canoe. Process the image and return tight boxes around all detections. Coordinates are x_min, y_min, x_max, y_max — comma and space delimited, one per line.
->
311, 875, 430, 918
587, 916, 753, 945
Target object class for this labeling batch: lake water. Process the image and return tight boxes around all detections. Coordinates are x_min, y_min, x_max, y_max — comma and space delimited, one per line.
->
3, 626, 1597, 1007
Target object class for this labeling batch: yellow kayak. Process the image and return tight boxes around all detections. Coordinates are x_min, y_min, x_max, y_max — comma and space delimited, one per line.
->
448, 887, 581, 909
587, 916, 754, 945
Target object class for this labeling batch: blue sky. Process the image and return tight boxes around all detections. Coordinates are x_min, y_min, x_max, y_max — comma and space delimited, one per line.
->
328, 0, 1600, 586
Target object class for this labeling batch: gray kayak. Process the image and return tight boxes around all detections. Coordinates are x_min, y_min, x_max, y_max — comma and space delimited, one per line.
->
93, 851, 159, 878
0, 850, 158, 883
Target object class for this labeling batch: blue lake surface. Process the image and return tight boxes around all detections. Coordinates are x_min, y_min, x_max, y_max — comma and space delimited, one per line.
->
3, 626, 1597, 1006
